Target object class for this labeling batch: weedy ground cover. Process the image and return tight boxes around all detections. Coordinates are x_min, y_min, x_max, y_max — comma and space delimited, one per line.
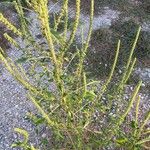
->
0, 0, 149, 149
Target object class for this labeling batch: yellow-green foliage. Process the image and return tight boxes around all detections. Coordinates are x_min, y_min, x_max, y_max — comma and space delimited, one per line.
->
0, 13, 22, 36
0, 0, 149, 149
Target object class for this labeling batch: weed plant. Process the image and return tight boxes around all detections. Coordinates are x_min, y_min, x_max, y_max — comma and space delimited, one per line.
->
1, 0, 27, 6
0, 0, 149, 149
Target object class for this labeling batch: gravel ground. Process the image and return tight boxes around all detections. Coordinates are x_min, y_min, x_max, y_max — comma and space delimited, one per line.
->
0, 1, 149, 149
0, 66, 38, 150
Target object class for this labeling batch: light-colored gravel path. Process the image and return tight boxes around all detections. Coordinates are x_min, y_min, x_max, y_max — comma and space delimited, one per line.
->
0, 65, 38, 150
